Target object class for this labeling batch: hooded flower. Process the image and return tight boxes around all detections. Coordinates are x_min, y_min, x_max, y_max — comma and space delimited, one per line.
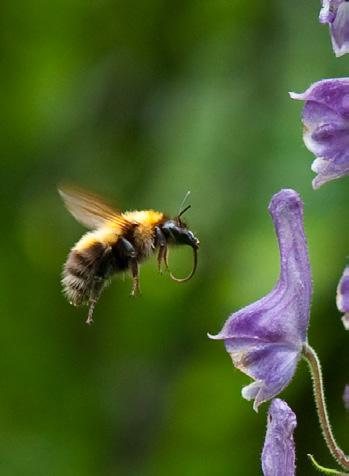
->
336, 265, 349, 330
209, 189, 312, 411
262, 398, 297, 476
320, 1, 349, 57
290, 79, 349, 189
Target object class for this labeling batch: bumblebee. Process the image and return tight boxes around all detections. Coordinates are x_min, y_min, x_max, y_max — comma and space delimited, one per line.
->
59, 186, 200, 324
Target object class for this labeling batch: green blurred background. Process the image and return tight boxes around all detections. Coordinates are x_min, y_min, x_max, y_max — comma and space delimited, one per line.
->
1, 0, 348, 474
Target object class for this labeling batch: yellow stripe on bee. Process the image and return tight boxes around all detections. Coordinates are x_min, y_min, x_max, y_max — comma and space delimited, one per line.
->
73, 228, 119, 251
73, 210, 165, 252
122, 210, 164, 226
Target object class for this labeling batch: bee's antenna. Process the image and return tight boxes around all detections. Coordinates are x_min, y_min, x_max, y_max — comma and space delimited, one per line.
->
177, 191, 191, 218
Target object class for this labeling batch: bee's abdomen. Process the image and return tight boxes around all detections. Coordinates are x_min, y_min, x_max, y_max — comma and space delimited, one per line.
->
62, 241, 111, 306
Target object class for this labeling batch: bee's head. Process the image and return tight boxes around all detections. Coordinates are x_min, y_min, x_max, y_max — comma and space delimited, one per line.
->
161, 219, 200, 249
162, 192, 199, 249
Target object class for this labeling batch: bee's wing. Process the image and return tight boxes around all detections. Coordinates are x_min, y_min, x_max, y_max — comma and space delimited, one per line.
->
58, 185, 135, 230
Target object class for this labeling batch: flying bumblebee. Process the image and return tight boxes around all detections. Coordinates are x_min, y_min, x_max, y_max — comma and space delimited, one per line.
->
59, 186, 200, 325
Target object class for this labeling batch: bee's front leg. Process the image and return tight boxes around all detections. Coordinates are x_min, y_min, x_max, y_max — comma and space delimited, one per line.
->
119, 237, 141, 297
155, 226, 168, 273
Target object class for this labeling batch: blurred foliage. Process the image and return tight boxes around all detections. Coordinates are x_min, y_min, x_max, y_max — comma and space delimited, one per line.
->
0, 0, 348, 474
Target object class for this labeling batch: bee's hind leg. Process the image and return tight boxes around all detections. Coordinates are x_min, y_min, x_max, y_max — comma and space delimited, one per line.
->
86, 299, 97, 326
119, 237, 141, 297
86, 277, 104, 325
129, 259, 140, 297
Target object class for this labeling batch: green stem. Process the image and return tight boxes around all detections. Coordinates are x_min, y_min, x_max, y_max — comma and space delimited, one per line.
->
302, 343, 349, 470
308, 454, 348, 475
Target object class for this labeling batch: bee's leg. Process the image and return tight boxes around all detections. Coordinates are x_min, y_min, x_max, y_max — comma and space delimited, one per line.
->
158, 246, 168, 273
129, 259, 140, 297
119, 237, 141, 297
85, 246, 113, 325
86, 276, 104, 325
155, 226, 168, 273
86, 299, 97, 326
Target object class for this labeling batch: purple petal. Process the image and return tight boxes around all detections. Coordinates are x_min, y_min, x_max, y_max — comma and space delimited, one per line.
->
290, 79, 349, 188
343, 385, 349, 411
336, 265, 349, 330
319, 1, 349, 56
237, 344, 299, 410
319, 0, 342, 24
336, 265, 349, 312
320, 5, 335, 24
209, 189, 311, 410
330, 2, 349, 57
262, 399, 297, 476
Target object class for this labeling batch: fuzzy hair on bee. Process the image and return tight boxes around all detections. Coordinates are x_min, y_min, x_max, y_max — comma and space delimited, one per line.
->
59, 185, 200, 325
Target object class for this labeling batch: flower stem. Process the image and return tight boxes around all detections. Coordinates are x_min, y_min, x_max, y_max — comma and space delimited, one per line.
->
302, 343, 349, 470
308, 454, 348, 475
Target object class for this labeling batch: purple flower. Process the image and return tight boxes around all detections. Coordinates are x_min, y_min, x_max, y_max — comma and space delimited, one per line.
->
343, 385, 349, 411
336, 265, 349, 330
290, 79, 349, 189
320, 1, 349, 57
209, 190, 312, 411
262, 398, 297, 476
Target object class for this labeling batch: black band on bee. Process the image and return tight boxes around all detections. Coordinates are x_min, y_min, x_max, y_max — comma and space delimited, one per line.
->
62, 242, 112, 308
